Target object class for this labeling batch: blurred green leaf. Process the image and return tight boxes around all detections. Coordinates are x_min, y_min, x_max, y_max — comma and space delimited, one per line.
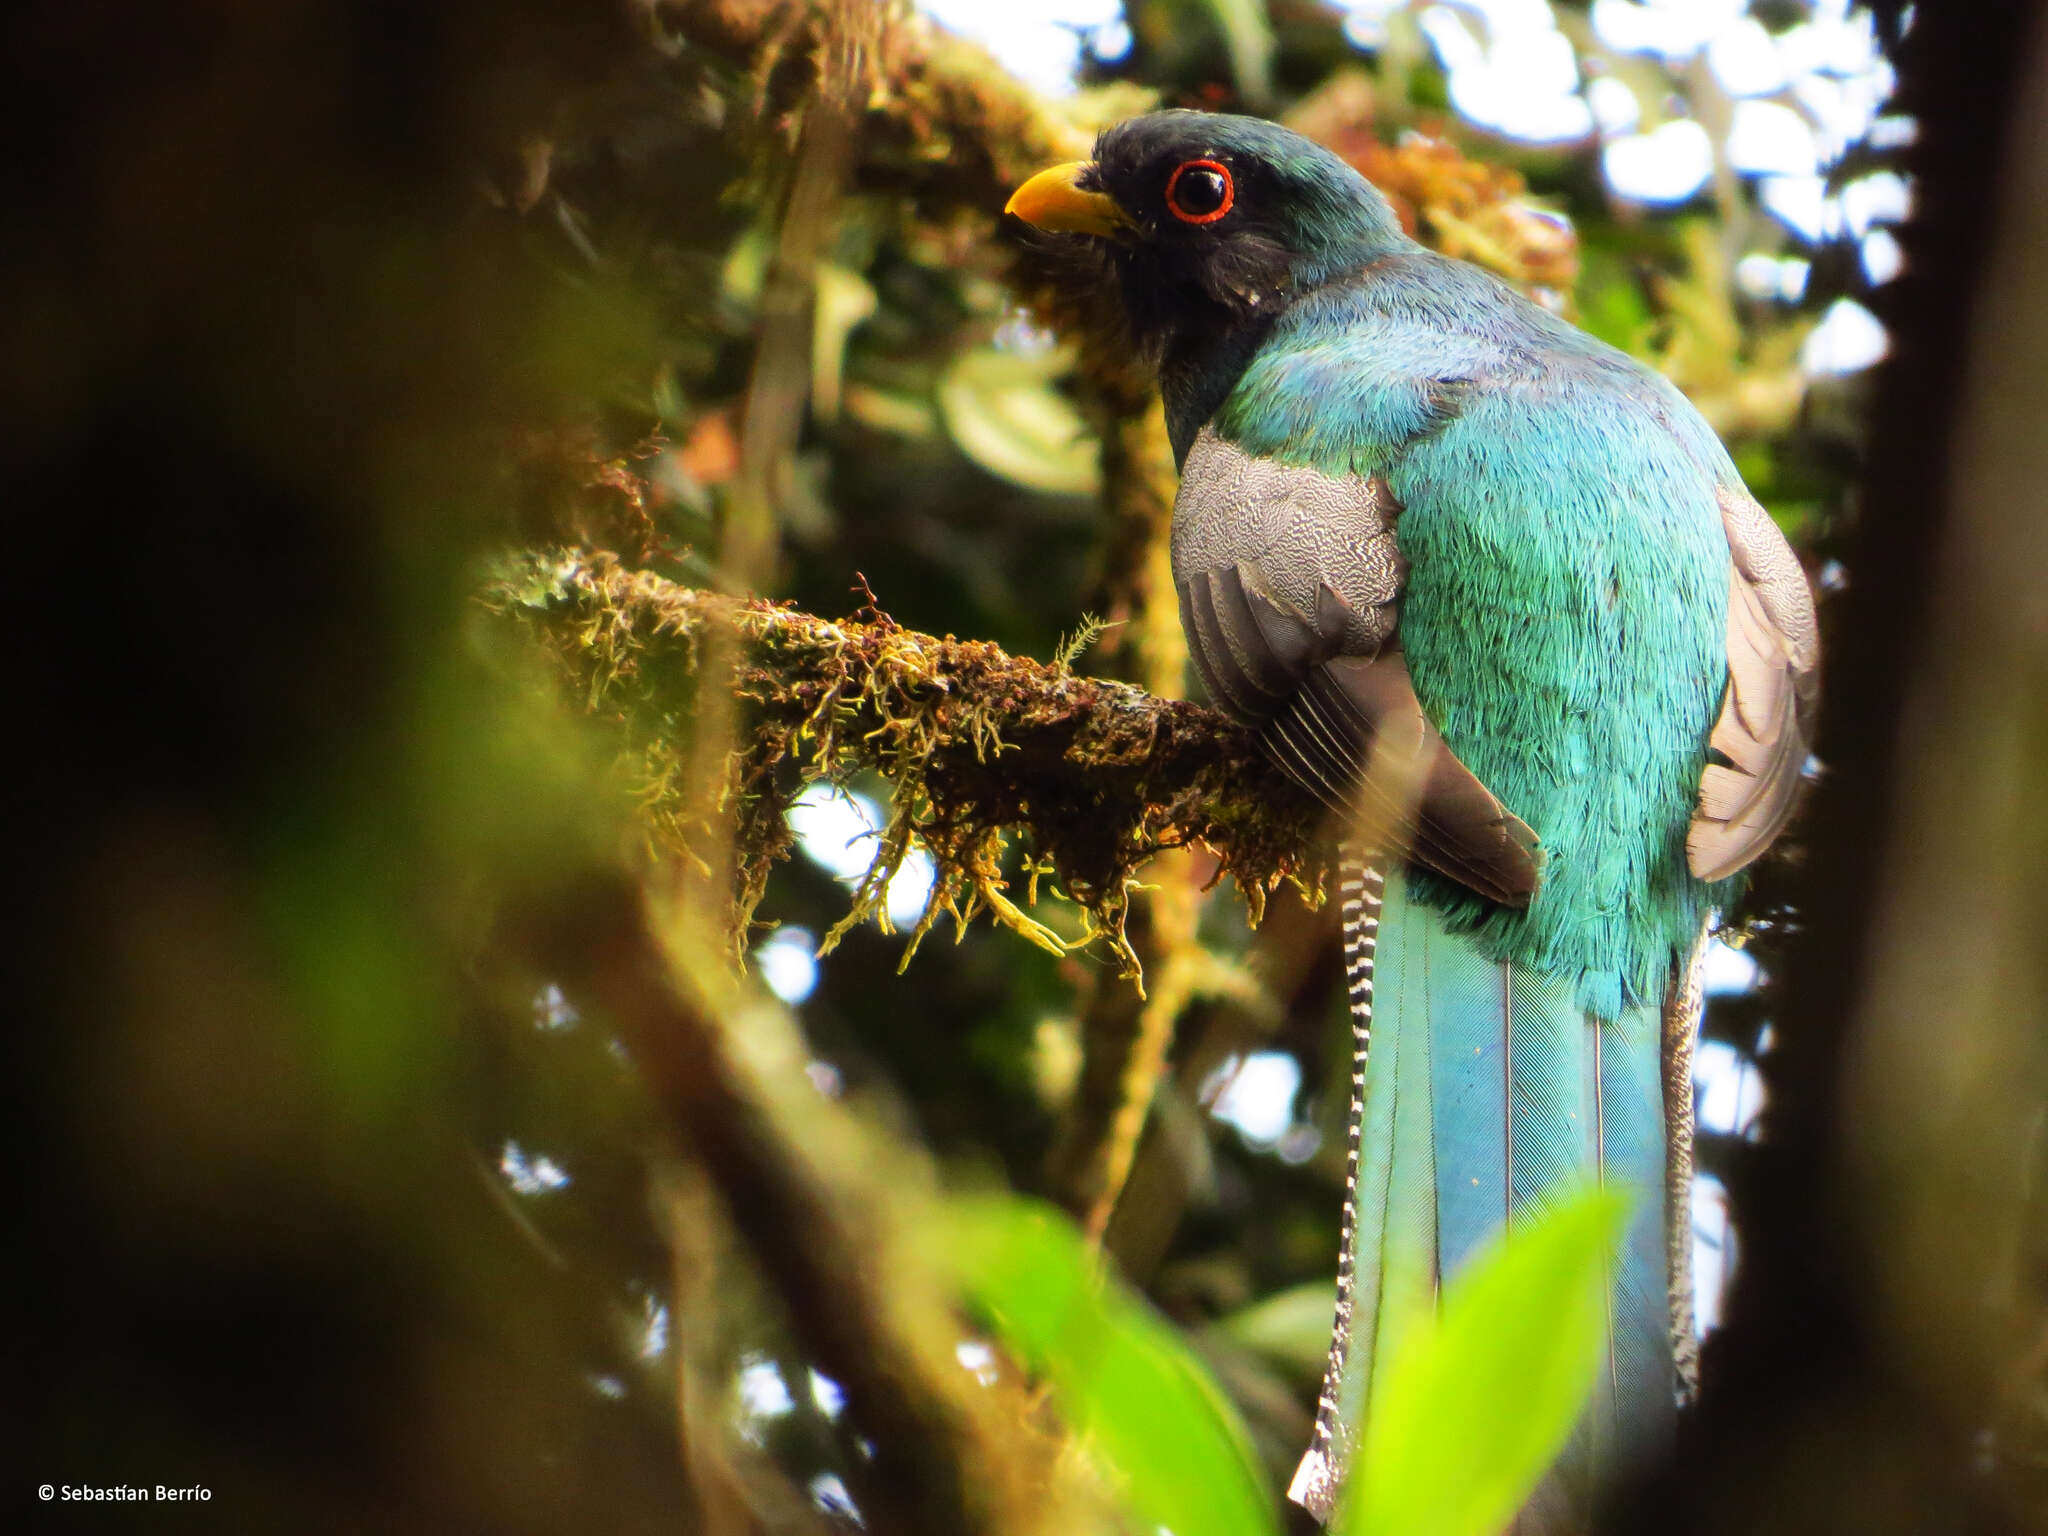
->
843, 383, 939, 438
1575, 247, 1656, 357
1764, 499, 1821, 542
1201, 0, 1275, 107
1337, 1185, 1630, 1536
947, 1194, 1280, 1536
720, 221, 773, 310
937, 346, 1101, 496
812, 262, 878, 421
1219, 1280, 1337, 1383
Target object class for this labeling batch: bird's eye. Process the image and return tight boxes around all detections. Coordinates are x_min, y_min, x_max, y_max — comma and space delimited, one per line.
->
1164, 159, 1234, 224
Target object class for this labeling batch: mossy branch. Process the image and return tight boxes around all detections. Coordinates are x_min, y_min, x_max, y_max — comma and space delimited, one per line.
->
660, 0, 1112, 190
493, 549, 1325, 975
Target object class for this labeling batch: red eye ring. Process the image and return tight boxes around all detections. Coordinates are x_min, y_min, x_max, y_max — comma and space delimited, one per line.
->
1164, 158, 1235, 224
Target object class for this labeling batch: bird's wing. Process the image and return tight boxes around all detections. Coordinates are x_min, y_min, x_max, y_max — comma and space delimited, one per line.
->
1686, 485, 1822, 881
1173, 429, 1542, 907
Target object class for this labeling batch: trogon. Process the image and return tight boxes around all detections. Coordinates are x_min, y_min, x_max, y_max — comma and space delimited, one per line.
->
1006, 111, 1819, 1526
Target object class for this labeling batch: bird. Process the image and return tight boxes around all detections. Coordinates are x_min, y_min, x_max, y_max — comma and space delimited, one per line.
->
1005, 111, 1819, 1527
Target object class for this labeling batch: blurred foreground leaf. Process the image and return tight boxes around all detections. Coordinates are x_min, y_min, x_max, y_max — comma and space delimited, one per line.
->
1337, 1186, 1630, 1536
947, 1195, 1280, 1536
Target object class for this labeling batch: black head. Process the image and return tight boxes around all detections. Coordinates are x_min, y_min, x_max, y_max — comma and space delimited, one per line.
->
1007, 110, 1412, 358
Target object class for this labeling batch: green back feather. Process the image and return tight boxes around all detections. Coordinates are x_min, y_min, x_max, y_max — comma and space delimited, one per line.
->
1213, 253, 1738, 1013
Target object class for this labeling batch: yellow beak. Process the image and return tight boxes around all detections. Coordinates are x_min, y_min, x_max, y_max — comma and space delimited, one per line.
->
1004, 161, 1128, 237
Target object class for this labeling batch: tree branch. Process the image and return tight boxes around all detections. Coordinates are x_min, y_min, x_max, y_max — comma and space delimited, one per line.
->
659, 0, 1106, 198
491, 550, 1326, 970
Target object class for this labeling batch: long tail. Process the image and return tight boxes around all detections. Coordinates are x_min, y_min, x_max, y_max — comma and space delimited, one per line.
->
1289, 840, 1384, 1517
1663, 928, 1710, 1401
1290, 858, 1686, 1527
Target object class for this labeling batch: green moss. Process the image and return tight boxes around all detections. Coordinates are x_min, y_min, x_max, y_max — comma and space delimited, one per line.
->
490, 549, 1327, 986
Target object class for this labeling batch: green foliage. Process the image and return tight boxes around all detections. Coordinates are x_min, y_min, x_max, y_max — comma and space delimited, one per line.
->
22, 0, 1890, 1527
1053, 611, 1118, 674
1336, 1186, 1631, 1536
1573, 242, 1657, 357
938, 345, 1103, 497
947, 1194, 1282, 1536
1200, 0, 1276, 107
1219, 1279, 1339, 1384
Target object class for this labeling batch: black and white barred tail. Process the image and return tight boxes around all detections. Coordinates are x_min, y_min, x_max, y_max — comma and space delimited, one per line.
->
1288, 840, 1383, 1523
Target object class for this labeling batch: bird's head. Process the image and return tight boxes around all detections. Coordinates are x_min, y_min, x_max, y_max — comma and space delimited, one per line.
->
1005, 111, 1411, 359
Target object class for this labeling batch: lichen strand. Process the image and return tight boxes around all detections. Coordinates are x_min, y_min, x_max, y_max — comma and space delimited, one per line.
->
497, 550, 1322, 978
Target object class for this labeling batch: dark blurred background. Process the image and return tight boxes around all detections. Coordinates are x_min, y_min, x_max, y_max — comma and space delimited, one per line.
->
10, 1, 2047, 1531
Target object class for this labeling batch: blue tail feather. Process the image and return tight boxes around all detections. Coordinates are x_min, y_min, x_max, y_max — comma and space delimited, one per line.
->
1424, 900, 1508, 1273
1596, 988, 1672, 1466
1377, 911, 1439, 1375
1295, 862, 1678, 1525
